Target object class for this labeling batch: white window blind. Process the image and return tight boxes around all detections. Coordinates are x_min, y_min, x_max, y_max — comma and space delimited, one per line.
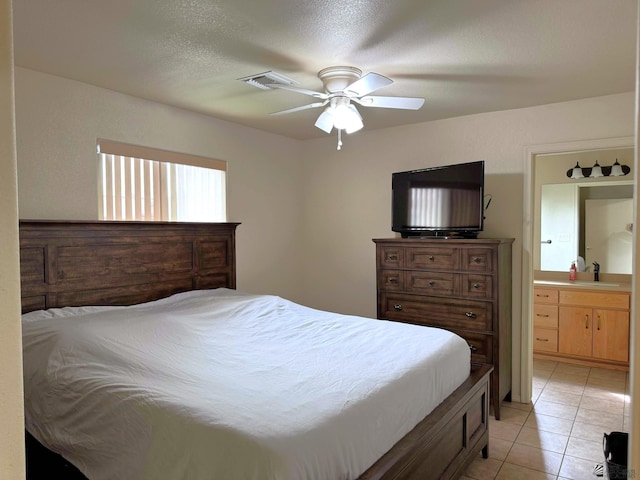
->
97, 140, 226, 222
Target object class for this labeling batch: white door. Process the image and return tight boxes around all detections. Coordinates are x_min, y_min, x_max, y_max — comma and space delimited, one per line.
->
540, 184, 578, 271
585, 198, 633, 274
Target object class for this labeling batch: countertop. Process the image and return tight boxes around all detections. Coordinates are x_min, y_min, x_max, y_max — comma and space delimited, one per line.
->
533, 279, 632, 292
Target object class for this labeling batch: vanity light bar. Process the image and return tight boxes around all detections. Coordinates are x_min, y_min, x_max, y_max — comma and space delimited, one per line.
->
566, 159, 630, 179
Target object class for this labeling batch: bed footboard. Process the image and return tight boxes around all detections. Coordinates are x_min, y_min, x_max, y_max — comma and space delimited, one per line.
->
359, 363, 492, 480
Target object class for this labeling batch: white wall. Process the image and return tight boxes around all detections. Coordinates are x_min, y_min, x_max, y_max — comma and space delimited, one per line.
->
0, 1, 26, 477
15, 67, 305, 300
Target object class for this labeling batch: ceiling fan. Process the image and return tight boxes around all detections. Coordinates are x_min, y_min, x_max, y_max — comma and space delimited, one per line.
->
257, 66, 425, 149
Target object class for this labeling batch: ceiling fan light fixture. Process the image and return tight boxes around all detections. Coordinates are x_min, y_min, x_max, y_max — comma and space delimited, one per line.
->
332, 103, 363, 133
314, 108, 334, 134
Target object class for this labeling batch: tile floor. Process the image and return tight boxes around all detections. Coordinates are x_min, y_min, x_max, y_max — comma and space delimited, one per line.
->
462, 359, 630, 480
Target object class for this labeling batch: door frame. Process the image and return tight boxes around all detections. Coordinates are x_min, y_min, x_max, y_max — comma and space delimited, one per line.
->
521, 135, 634, 403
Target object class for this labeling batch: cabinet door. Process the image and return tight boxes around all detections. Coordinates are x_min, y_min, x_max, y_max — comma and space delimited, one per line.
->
558, 306, 592, 357
592, 309, 630, 362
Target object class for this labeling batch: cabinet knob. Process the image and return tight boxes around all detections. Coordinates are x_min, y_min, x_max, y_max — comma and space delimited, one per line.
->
428, 280, 435, 287
388, 277, 398, 284
465, 312, 477, 319
469, 344, 478, 352
393, 304, 403, 311
387, 254, 398, 261
428, 255, 435, 261
472, 283, 481, 289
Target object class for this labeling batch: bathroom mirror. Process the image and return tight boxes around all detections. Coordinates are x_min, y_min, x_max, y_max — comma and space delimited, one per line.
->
534, 148, 634, 274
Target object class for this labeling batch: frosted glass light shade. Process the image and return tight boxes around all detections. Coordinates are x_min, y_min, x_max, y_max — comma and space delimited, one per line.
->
590, 161, 603, 178
610, 160, 624, 176
570, 162, 584, 179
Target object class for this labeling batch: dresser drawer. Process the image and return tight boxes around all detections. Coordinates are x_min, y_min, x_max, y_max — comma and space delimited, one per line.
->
533, 327, 558, 352
451, 329, 493, 365
534, 287, 558, 304
534, 304, 558, 328
405, 247, 459, 270
378, 269, 404, 291
380, 293, 492, 331
405, 271, 458, 296
462, 274, 493, 299
379, 246, 403, 268
462, 248, 494, 273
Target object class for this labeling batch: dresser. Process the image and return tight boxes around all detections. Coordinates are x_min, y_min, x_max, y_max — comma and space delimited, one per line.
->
533, 284, 630, 370
373, 237, 514, 420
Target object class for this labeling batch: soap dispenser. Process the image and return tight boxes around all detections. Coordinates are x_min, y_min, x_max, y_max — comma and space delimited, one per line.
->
569, 262, 577, 281
593, 262, 600, 282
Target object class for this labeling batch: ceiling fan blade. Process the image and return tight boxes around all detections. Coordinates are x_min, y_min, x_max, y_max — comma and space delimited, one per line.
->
270, 101, 328, 116
344, 72, 393, 97
315, 109, 334, 133
355, 95, 425, 110
267, 83, 328, 99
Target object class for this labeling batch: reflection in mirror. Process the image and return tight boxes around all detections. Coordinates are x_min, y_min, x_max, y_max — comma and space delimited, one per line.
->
534, 147, 634, 274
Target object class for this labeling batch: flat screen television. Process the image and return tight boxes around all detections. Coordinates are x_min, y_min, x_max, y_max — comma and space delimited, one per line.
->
392, 160, 485, 238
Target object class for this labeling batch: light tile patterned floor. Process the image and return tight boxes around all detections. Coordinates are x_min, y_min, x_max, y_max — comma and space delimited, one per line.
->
461, 359, 630, 480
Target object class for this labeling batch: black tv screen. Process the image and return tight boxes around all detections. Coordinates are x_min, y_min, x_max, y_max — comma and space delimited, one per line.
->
392, 160, 485, 238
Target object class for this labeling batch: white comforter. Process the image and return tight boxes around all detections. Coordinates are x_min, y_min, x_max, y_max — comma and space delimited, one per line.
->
22, 288, 470, 480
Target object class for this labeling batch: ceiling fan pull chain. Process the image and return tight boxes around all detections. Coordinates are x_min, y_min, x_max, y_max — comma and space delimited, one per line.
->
337, 129, 343, 150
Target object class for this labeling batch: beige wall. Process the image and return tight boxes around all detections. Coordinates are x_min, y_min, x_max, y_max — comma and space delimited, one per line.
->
0, 0, 26, 477
15, 67, 305, 300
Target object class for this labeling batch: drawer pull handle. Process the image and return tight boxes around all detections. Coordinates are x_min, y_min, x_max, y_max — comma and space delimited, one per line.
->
428, 280, 435, 286
387, 254, 398, 261
536, 294, 549, 298
597, 315, 601, 330
469, 345, 478, 352
536, 338, 549, 342
393, 304, 403, 311
472, 257, 482, 264
585, 315, 589, 329
536, 314, 549, 318
465, 312, 477, 319
428, 255, 435, 261
472, 283, 481, 289
388, 277, 398, 284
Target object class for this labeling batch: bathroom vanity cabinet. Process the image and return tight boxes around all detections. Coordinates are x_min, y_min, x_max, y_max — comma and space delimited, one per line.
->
533, 284, 630, 370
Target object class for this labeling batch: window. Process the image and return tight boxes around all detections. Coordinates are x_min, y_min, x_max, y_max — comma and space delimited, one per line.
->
97, 140, 226, 222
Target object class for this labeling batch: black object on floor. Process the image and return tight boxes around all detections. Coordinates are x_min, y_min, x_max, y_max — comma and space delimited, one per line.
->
603, 431, 628, 480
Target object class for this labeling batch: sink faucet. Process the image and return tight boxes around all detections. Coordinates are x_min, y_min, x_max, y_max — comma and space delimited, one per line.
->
593, 262, 600, 282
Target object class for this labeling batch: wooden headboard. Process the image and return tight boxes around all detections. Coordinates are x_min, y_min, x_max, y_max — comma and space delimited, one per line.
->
19, 220, 239, 313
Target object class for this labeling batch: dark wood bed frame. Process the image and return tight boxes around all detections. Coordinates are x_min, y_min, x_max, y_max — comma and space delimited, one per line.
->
19, 220, 491, 480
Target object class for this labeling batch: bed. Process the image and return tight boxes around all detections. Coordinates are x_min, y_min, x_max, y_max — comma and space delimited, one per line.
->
19, 220, 491, 480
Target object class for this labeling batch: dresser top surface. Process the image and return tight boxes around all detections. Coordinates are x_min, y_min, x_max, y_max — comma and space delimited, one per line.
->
373, 237, 515, 245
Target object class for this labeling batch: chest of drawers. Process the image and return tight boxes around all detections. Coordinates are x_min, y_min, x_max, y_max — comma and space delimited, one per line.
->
374, 237, 514, 420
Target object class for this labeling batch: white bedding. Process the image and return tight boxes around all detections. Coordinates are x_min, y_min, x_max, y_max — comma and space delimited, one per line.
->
22, 288, 470, 480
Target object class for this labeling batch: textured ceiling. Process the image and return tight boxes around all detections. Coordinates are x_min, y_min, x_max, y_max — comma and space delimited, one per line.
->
12, 0, 638, 140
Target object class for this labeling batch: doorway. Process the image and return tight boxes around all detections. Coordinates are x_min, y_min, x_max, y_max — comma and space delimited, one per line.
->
521, 136, 635, 405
